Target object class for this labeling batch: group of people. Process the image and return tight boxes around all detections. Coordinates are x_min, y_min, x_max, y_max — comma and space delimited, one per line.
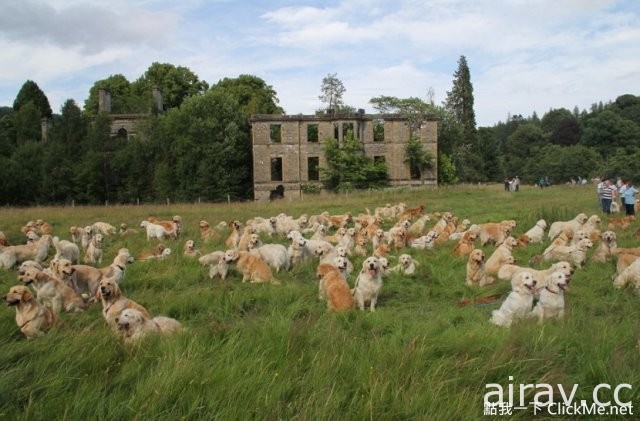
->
503, 176, 520, 192
596, 177, 638, 215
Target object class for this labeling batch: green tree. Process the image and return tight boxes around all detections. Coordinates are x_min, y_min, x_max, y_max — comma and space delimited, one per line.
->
13, 80, 52, 118
609, 94, 640, 125
13, 101, 41, 145
404, 138, 434, 183
505, 123, 546, 178
523, 145, 601, 185
477, 127, 505, 181
84, 74, 147, 116
540, 108, 580, 146
319, 73, 346, 115
132, 62, 208, 111
580, 110, 640, 158
444, 55, 477, 145
214, 74, 283, 118
369, 95, 437, 139
321, 134, 388, 191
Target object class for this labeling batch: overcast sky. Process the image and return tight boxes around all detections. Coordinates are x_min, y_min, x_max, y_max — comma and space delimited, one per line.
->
0, 0, 638, 126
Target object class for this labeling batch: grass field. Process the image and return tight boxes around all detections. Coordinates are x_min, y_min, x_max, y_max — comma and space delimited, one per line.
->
0, 184, 639, 420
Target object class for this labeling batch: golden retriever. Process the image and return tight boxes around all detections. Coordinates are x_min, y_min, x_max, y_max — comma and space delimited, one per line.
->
53, 236, 80, 264
199, 220, 220, 241
466, 249, 490, 286
83, 233, 104, 264
223, 250, 280, 284
453, 231, 477, 256
490, 271, 536, 327
591, 231, 617, 262
548, 213, 588, 239
199, 251, 229, 280
608, 215, 636, 230
3, 285, 57, 339
353, 256, 383, 311
478, 221, 512, 246
616, 253, 639, 274
115, 308, 182, 343
147, 217, 178, 239
118, 223, 138, 235
613, 258, 640, 290
485, 237, 518, 275
225, 220, 242, 249
523, 219, 547, 243
19, 267, 86, 313
531, 271, 568, 322
316, 263, 355, 312
183, 240, 202, 257
0, 235, 53, 269
98, 277, 150, 332
498, 261, 574, 290
542, 238, 593, 268
390, 253, 418, 275
92, 221, 117, 236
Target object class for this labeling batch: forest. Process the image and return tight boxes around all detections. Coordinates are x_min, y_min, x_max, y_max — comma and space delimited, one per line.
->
0, 59, 639, 205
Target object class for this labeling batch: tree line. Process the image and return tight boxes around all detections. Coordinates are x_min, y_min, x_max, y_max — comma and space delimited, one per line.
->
0, 58, 639, 205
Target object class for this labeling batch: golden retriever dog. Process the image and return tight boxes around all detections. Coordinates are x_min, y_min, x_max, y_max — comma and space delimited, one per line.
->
115, 308, 182, 343
99, 248, 135, 284
140, 220, 171, 241
225, 220, 242, 249
287, 236, 312, 266
485, 237, 518, 276
198, 251, 229, 280
531, 271, 568, 322
91, 222, 116, 236
387, 226, 408, 249
591, 231, 617, 262
550, 229, 573, 247
83, 233, 104, 264
325, 227, 347, 245
69, 226, 83, 244
98, 277, 150, 332
608, 215, 636, 230
25, 230, 40, 244
118, 223, 138, 235
183, 240, 202, 257
542, 238, 593, 268
199, 220, 220, 241
465, 249, 493, 287
548, 213, 588, 239
390, 253, 418, 275
353, 236, 368, 257
490, 271, 536, 327
431, 212, 452, 235
498, 261, 574, 290
138, 243, 168, 261
309, 224, 328, 241
53, 236, 80, 264
52, 258, 101, 297
478, 221, 512, 246
353, 256, 383, 311
613, 258, 640, 290
373, 243, 390, 258
408, 214, 431, 236
3, 285, 57, 339
236, 226, 256, 252
616, 254, 638, 274
453, 231, 477, 256
147, 217, 179, 239
0, 234, 52, 269
411, 230, 439, 250
247, 234, 290, 272
223, 250, 280, 284
523, 219, 547, 243
400, 205, 425, 220
19, 267, 86, 313
327, 212, 352, 229
316, 263, 355, 312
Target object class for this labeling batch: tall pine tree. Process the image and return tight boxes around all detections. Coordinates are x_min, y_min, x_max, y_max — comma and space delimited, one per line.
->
445, 55, 481, 181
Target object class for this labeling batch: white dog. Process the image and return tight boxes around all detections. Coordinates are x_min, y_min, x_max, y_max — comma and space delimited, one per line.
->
140, 220, 170, 241
390, 253, 418, 275
523, 219, 547, 243
84, 233, 104, 264
115, 308, 182, 343
248, 234, 290, 272
53, 236, 80, 264
198, 251, 229, 280
542, 238, 593, 268
353, 256, 383, 311
490, 271, 536, 327
531, 271, 568, 322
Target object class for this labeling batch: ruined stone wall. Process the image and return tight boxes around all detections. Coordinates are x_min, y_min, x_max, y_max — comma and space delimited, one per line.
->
251, 114, 438, 201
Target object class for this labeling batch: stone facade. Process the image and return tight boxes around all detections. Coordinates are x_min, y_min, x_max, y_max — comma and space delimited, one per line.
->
98, 88, 163, 139
250, 113, 438, 202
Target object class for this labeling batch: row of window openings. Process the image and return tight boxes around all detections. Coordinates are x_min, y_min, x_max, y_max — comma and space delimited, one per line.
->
270, 156, 390, 182
269, 121, 385, 143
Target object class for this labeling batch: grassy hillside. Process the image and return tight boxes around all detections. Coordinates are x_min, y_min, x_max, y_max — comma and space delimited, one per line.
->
0, 184, 638, 419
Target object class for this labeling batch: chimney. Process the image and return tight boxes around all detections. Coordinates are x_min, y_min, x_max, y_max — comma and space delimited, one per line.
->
98, 88, 111, 113
152, 85, 163, 113
41, 117, 51, 142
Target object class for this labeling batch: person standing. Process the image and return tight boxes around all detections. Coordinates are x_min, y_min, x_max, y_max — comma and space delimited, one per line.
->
600, 179, 618, 214
514, 176, 520, 192
621, 179, 638, 216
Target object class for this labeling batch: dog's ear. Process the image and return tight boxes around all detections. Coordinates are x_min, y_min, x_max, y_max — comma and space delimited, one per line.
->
21, 288, 33, 302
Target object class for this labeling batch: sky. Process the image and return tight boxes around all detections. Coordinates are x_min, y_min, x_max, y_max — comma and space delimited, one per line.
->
0, 0, 638, 126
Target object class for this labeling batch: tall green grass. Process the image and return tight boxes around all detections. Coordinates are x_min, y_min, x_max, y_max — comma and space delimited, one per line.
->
0, 184, 639, 419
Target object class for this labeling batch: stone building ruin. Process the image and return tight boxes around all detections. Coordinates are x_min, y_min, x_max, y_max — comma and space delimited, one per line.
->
97, 87, 163, 139
250, 112, 438, 202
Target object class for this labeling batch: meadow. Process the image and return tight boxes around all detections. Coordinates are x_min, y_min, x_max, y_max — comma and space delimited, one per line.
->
0, 184, 638, 420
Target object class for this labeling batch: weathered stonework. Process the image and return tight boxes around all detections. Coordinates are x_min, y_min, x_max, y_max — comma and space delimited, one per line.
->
250, 113, 438, 202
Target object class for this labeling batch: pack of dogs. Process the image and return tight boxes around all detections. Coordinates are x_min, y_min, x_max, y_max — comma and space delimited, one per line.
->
1, 204, 639, 342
